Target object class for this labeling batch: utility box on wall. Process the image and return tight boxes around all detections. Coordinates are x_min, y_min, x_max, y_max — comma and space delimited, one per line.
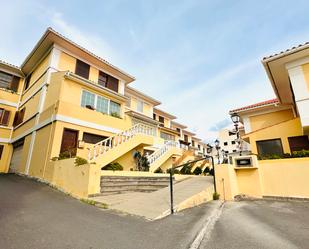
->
233, 155, 258, 168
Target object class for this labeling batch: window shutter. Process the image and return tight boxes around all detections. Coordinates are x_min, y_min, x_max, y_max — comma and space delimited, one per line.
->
10, 76, 20, 92
106, 75, 119, 92
0, 145, 3, 159
98, 71, 108, 87
75, 60, 90, 79
2, 110, 10, 126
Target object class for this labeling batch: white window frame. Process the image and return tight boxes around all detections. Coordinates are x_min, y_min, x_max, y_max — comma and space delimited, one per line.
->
80, 89, 121, 117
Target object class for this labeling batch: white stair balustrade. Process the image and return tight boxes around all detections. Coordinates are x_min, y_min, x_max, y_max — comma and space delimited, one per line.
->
88, 123, 156, 162
147, 140, 180, 165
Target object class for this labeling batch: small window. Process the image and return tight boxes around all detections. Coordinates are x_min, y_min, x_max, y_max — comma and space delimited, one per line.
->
198, 145, 201, 150
192, 140, 195, 146
98, 71, 119, 92
233, 150, 237, 152
0, 71, 20, 92
160, 132, 175, 141
159, 116, 164, 124
13, 108, 25, 127
24, 73, 32, 90
231, 141, 236, 145
184, 134, 188, 142
256, 139, 283, 157
176, 128, 181, 133
110, 101, 121, 116
137, 100, 143, 113
75, 59, 90, 79
83, 132, 108, 144
98, 71, 108, 87
81, 91, 95, 109
153, 113, 156, 120
0, 145, 3, 159
224, 142, 228, 146
96, 96, 109, 114
0, 109, 10, 126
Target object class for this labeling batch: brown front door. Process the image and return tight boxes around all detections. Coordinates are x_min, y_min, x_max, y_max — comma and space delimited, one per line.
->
60, 128, 78, 156
288, 135, 309, 153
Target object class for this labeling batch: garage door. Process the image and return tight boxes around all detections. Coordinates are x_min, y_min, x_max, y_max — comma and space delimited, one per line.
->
9, 145, 23, 173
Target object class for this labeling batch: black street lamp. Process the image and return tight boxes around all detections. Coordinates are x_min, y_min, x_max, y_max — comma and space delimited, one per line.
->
231, 113, 242, 156
214, 139, 220, 164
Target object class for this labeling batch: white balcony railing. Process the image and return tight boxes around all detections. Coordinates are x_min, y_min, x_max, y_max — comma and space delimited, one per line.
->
147, 140, 179, 165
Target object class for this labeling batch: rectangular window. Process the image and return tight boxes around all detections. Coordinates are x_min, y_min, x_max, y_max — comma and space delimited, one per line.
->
256, 139, 283, 156
198, 145, 201, 150
75, 59, 90, 79
288, 135, 309, 153
81, 91, 95, 109
176, 128, 181, 133
13, 108, 25, 127
184, 134, 188, 142
110, 101, 121, 116
24, 73, 32, 90
96, 96, 109, 114
83, 132, 108, 144
160, 132, 175, 141
0, 145, 3, 159
192, 140, 195, 146
231, 141, 236, 145
0, 109, 10, 126
159, 116, 164, 124
153, 113, 156, 120
224, 142, 228, 146
137, 100, 143, 113
0, 71, 20, 92
98, 71, 119, 92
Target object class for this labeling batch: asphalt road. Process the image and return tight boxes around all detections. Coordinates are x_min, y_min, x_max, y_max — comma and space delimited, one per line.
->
2, 174, 309, 249
0, 174, 216, 249
201, 200, 309, 249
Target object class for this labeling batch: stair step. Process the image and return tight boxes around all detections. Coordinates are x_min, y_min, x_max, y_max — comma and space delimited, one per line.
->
101, 183, 169, 188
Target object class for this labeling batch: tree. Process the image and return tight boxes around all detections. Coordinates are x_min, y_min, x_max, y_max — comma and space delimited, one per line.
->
133, 151, 150, 171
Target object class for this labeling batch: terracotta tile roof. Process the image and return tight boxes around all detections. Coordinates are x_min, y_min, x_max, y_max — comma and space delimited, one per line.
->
262, 42, 309, 61
230, 98, 279, 113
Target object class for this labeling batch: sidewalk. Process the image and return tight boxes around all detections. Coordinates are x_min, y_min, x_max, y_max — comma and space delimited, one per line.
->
91, 176, 214, 220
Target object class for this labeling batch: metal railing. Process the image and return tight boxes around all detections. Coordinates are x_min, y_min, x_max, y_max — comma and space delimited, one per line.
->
88, 123, 156, 161
147, 140, 179, 165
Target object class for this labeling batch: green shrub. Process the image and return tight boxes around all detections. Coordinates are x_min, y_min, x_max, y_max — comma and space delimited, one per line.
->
180, 164, 192, 175
209, 168, 214, 176
58, 151, 72, 160
167, 168, 180, 174
110, 112, 121, 118
75, 157, 88, 166
101, 162, 123, 171
154, 167, 163, 173
258, 150, 309, 160
193, 167, 202, 175
213, 192, 220, 200
203, 166, 210, 174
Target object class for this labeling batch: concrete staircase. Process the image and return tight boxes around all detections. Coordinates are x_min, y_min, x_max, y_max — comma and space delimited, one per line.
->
87, 123, 155, 167
99, 176, 172, 195
148, 141, 182, 172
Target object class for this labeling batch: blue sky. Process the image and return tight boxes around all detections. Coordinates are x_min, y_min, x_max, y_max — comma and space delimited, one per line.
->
2, 0, 309, 141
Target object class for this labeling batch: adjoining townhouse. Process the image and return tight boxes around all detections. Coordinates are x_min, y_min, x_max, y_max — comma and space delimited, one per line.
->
0, 28, 208, 196
230, 42, 309, 157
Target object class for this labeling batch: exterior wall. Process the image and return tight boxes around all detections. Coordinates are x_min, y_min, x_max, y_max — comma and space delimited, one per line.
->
287, 64, 309, 130
219, 129, 238, 154
249, 109, 294, 132
244, 118, 303, 154
0, 143, 13, 172
111, 145, 144, 171
215, 157, 309, 200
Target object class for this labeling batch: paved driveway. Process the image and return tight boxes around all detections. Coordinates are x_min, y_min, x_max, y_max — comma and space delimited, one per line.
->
0, 174, 216, 249
201, 200, 309, 249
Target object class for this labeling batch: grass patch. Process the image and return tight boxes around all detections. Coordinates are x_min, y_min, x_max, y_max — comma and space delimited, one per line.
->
80, 198, 108, 209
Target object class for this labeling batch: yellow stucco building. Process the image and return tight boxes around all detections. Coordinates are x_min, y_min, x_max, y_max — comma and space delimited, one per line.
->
230, 41, 309, 156
0, 28, 208, 196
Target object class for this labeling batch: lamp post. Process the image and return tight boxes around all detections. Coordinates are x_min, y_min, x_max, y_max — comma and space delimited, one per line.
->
231, 113, 242, 156
214, 139, 220, 164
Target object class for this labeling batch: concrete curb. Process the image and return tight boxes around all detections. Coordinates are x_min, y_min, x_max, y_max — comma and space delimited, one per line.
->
189, 201, 225, 249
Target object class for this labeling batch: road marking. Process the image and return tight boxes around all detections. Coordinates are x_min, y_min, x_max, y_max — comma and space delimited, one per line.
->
189, 202, 225, 249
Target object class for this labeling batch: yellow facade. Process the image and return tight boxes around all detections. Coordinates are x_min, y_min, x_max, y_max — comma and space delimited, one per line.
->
244, 118, 303, 154
0, 28, 205, 199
